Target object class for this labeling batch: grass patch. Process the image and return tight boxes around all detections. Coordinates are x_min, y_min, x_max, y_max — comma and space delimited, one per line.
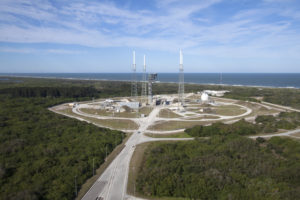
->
236, 101, 278, 117
80, 108, 139, 118
291, 132, 300, 137
145, 132, 192, 138
185, 115, 220, 120
215, 105, 246, 116
148, 120, 209, 131
57, 107, 139, 130
159, 109, 182, 118
128, 142, 150, 197
139, 106, 153, 116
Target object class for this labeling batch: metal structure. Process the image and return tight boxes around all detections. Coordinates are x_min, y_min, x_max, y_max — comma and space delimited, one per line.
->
141, 54, 147, 103
131, 51, 138, 101
178, 49, 185, 108
148, 73, 157, 104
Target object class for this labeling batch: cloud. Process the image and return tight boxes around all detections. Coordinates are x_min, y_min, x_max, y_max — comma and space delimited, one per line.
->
0, 46, 85, 54
0, 0, 299, 60
0, 47, 34, 53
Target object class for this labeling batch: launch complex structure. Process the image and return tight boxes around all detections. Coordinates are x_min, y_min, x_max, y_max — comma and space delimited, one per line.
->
131, 50, 185, 110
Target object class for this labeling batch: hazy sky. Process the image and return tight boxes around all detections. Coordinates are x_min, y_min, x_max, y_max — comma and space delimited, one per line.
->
0, 0, 300, 73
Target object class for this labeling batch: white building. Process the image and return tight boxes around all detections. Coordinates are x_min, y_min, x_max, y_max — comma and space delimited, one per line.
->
105, 99, 114, 103
118, 102, 140, 110
203, 90, 229, 97
201, 92, 209, 102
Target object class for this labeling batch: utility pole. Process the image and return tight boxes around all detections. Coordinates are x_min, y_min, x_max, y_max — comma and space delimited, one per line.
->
220, 72, 223, 85
93, 158, 95, 176
131, 51, 138, 102
141, 54, 147, 103
134, 182, 136, 196
105, 145, 108, 161
74, 175, 77, 197
178, 49, 185, 110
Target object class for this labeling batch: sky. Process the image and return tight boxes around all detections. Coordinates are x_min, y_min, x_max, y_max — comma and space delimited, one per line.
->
0, 0, 300, 73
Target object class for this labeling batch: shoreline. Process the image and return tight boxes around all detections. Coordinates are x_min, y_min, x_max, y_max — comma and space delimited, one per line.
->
0, 74, 299, 90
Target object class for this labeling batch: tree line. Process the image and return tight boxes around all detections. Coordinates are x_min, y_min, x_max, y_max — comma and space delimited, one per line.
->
0, 80, 126, 199
137, 135, 300, 199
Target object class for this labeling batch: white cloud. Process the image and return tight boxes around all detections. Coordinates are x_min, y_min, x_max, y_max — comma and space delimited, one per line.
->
0, 46, 85, 54
0, 47, 34, 53
0, 0, 299, 61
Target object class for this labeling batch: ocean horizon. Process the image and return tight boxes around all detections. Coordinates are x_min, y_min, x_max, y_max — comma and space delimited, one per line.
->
1, 73, 300, 89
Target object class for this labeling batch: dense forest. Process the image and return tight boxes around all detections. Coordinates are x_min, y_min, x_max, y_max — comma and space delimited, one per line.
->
185, 112, 300, 137
137, 136, 300, 199
2, 76, 300, 108
1, 76, 300, 199
0, 86, 98, 98
0, 78, 126, 199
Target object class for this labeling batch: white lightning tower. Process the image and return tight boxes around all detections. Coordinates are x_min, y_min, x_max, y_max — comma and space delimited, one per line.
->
141, 55, 147, 103
131, 51, 138, 101
178, 49, 184, 108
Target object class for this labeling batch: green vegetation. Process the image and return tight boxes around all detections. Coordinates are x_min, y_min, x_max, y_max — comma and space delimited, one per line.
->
185, 119, 258, 137
80, 108, 138, 118
185, 115, 220, 120
139, 106, 153, 116
223, 86, 300, 109
214, 105, 246, 116
2, 76, 300, 199
185, 112, 300, 137
0, 78, 127, 199
77, 133, 131, 200
128, 142, 149, 197
159, 109, 182, 118
0, 86, 98, 98
2, 76, 300, 109
81, 116, 139, 130
59, 107, 138, 130
145, 132, 192, 138
79, 106, 152, 119
136, 136, 300, 199
148, 120, 208, 131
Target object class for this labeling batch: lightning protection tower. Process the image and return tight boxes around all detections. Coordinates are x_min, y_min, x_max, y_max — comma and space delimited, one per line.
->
178, 49, 184, 108
131, 51, 138, 102
141, 55, 147, 103
148, 73, 157, 105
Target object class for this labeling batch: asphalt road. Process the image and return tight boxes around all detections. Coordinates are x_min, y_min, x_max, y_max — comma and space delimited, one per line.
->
49, 97, 299, 200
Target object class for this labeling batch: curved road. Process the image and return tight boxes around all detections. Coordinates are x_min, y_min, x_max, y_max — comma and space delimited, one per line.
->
50, 97, 299, 200
81, 107, 193, 200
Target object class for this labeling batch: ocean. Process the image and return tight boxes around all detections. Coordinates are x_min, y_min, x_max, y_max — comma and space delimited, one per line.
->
1, 73, 300, 88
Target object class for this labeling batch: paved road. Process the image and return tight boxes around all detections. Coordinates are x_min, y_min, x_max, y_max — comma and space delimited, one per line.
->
80, 106, 194, 200
50, 97, 300, 200
249, 128, 300, 139
261, 101, 300, 112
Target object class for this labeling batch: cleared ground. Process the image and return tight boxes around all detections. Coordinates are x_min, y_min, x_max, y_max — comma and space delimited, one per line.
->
236, 101, 279, 117
58, 107, 139, 130
79, 106, 152, 118
148, 120, 209, 131
291, 132, 300, 137
158, 109, 182, 118
214, 104, 246, 116
184, 115, 220, 120
50, 94, 299, 200
80, 108, 138, 118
